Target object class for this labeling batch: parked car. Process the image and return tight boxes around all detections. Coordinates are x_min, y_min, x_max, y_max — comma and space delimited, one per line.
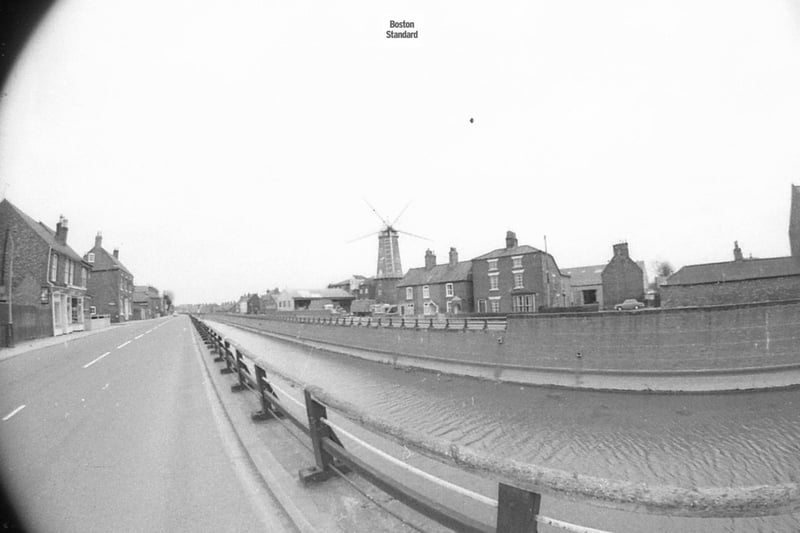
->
615, 299, 644, 311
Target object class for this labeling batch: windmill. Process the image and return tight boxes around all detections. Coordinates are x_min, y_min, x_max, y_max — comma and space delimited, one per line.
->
349, 200, 430, 280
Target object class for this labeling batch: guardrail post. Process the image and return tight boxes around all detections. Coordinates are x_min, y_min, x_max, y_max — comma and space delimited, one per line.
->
251, 365, 282, 421
220, 341, 234, 374
213, 337, 225, 362
230, 348, 247, 392
496, 483, 541, 533
299, 390, 348, 485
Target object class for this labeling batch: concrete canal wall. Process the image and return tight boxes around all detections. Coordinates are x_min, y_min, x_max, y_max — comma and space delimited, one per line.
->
214, 299, 800, 392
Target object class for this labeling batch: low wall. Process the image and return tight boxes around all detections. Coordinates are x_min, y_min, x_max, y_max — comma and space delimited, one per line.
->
85, 316, 111, 331
212, 299, 800, 392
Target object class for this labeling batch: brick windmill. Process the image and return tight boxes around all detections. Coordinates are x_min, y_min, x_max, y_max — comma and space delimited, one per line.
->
349, 200, 430, 303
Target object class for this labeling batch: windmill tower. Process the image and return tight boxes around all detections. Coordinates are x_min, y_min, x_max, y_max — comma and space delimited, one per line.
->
349, 200, 429, 303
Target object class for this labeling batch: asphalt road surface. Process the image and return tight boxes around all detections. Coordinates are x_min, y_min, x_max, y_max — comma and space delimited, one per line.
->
0, 316, 291, 533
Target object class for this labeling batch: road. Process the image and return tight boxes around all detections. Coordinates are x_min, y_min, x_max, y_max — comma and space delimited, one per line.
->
0, 316, 291, 533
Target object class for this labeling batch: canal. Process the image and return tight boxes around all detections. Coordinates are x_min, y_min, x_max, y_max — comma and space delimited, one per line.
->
208, 320, 800, 533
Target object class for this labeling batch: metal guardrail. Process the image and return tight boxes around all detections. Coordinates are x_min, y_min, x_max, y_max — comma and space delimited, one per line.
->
233, 312, 508, 332
189, 315, 800, 532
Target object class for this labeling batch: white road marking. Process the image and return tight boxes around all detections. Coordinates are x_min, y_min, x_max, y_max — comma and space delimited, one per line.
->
101, 383, 109, 390
134, 334, 144, 340
2, 405, 26, 421
145, 329, 153, 334
117, 340, 131, 349
84, 352, 111, 369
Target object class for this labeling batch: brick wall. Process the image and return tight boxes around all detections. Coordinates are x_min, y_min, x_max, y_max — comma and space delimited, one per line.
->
218, 299, 800, 376
473, 252, 568, 312
88, 270, 122, 321
401, 280, 473, 315
661, 276, 800, 307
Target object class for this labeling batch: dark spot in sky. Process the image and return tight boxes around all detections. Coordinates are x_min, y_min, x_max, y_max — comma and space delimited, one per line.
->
469, 118, 474, 124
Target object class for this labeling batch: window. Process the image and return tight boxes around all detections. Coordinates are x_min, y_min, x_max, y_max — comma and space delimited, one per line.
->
63, 259, 70, 284
582, 289, 597, 305
422, 285, 430, 299
87, 252, 95, 263
445, 283, 454, 297
478, 299, 487, 313
512, 256, 523, 269
405, 304, 414, 315
446, 301, 452, 313
489, 273, 499, 291
512, 294, 534, 313
490, 300, 500, 313
81, 268, 88, 288
50, 253, 58, 282
406, 287, 413, 300
487, 259, 498, 271
513, 272, 524, 289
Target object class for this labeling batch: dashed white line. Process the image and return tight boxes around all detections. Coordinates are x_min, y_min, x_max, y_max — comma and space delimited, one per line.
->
3, 405, 26, 421
145, 329, 153, 334
134, 334, 144, 340
117, 340, 131, 349
84, 352, 111, 369
101, 383, 109, 390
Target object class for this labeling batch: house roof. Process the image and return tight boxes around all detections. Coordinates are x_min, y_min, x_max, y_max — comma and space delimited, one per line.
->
281, 288, 355, 300
564, 260, 647, 287
665, 256, 800, 285
562, 264, 606, 286
396, 261, 472, 287
472, 244, 542, 261
3, 200, 87, 264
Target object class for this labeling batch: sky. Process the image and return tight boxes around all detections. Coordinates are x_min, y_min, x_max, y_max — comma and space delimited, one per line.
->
1, 0, 800, 304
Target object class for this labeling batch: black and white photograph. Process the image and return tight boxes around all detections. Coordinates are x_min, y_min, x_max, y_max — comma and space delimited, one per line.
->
1, 1, 799, 531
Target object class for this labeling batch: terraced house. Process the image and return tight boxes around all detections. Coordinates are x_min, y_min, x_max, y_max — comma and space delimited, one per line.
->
84, 232, 134, 322
396, 248, 473, 316
0, 199, 91, 345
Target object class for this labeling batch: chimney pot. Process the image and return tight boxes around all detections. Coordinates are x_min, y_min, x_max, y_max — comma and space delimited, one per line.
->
55, 216, 69, 245
612, 242, 630, 258
95, 231, 103, 248
733, 240, 743, 261
505, 231, 518, 249
113, 248, 119, 259
424, 249, 436, 270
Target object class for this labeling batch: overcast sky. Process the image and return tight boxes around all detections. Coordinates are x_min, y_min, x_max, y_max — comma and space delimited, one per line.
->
1, 0, 800, 304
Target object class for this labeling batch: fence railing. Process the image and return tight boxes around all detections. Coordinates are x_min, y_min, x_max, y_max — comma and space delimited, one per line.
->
190, 315, 800, 532
227, 312, 508, 331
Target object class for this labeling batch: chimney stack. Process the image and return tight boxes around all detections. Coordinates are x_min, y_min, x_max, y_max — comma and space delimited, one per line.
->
449, 247, 458, 267
505, 231, 517, 249
733, 240, 743, 261
424, 249, 436, 270
95, 231, 103, 248
113, 248, 119, 259
612, 242, 630, 258
55, 215, 69, 245
790, 184, 800, 257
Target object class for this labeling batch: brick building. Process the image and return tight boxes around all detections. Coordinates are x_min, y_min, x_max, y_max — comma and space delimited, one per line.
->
661, 242, 800, 307
275, 288, 355, 312
396, 248, 473, 316
0, 200, 91, 345
472, 231, 571, 314
133, 285, 162, 319
562, 264, 605, 307
662, 186, 800, 307
83, 233, 135, 322
600, 242, 646, 309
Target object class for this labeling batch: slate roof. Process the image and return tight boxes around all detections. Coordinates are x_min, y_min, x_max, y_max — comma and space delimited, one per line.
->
562, 264, 606, 286
3, 199, 85, 263
396, 261, 472, 287
665, 256, 800, 285
472, 244, 542, 261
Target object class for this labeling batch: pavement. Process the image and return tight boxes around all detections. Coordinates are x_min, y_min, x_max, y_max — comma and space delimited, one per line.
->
0, 321, 134, 363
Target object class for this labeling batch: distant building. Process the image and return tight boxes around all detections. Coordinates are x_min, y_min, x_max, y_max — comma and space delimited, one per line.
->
600, 242, 646, 310
396, 248, 473, 316
247, 293, 261, 314
0, 200, 91, 345
662, 242, 800, 307
328, 275, 368, 296
260, 291, 278, 312
663, 186, 800, 307
472, 231, 571, 314
275, 288, 355, 312
562, 264, 605, 307
133, 285, 162, 319
84, 233, 134, 323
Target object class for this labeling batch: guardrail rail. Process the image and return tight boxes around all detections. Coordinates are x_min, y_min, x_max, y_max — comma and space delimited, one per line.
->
190, 315, 800, 533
